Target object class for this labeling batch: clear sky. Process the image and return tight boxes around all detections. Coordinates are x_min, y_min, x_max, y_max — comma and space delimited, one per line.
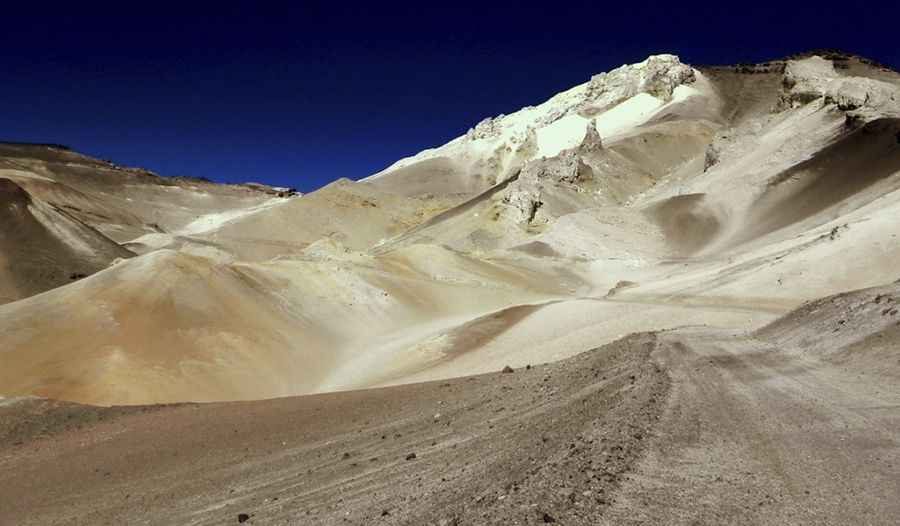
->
3, 2, 899, 192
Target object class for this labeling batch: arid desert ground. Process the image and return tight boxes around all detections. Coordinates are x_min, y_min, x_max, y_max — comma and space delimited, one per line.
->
2, 51, 900, 524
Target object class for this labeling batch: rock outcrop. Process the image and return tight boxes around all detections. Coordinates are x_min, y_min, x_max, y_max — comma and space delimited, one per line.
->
370, 55, 699, 195
579, 54, 696, 116
825, 77, 900, 113
781, 56, 838, 107
780, 56, 900, 119
499, 122, 603, 225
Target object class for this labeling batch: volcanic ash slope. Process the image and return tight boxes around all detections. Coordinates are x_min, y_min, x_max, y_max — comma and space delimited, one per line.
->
2, 52, 900, 406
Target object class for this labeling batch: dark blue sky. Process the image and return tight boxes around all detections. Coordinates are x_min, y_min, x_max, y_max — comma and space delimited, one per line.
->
3, 2, 899, 192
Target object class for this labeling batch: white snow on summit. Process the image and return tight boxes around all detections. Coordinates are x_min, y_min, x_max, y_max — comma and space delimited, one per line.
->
366, 54, 710, 187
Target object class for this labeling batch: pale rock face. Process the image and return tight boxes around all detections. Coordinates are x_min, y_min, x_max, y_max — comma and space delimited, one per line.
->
580, 119, 603, 150
469, 125, 539, 187
781, 56, 900, 118
500, 181, 544, 225
500, 121, 603, 224
781, 56, 838, 106
368, 55, 698, 190
468, 116, 505, 141
825, 77, 900, 114
579, 54, 696, 115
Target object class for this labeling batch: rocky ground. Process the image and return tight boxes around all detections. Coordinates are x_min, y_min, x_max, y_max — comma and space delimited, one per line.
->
3, 310, 898, 525
604, 328, 900, 525
0, 334, 668, 525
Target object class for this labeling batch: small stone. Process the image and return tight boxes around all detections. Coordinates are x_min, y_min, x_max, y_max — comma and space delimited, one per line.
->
406, 452, 417, 460
502, 365, 515, 373
541, 511, 557, 523
238, 513, 250, 523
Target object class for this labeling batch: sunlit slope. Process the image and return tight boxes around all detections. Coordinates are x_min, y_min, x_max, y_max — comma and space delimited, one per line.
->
0, 243, 582, 405
3, 52, 900, 407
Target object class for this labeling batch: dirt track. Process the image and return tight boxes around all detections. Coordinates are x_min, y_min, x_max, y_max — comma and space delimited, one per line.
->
2, 327, 898, 525
0, 334, 667, 526
605, 328, 900, 525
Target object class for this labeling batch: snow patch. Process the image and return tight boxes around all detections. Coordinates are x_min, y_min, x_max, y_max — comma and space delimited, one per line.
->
366, 54, 700, 188
594, 93, 664, 137
178, 197, 287, 236
536, 114, 590, 158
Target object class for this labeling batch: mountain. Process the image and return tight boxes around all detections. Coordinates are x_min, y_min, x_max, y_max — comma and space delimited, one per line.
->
0, 143, 297, 242
3, 51, 900, 406
0, 142, 298, 301
3, 49, 900, 524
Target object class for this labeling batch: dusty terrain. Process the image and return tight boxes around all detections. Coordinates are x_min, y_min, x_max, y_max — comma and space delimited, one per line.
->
4, 52, 900, 404
1, 50, 900, 523
3, 282, 899, 524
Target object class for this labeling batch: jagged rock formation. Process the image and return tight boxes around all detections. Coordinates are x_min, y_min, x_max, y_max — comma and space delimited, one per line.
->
780, 56, 900, 120
499, 121, 603, 225
367, 54, 701, 195
579, 54, 696, 114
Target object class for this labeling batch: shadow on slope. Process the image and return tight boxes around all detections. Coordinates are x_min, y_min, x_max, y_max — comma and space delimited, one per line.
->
0, 178, 133, 304
643, 193, 726, 256
735, 118, 900, 245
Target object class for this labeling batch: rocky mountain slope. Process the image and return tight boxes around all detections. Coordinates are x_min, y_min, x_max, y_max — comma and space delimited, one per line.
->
2, 49, 900, 525
1, 51, 899, 406
0, 143, 298, 302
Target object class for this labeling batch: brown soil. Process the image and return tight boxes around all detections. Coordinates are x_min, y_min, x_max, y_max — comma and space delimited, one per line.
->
0, 334, 667, 526
4, 320, 899, 525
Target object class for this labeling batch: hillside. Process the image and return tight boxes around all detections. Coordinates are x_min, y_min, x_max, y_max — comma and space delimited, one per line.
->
3, 52, 900, 405
0, 178, 133, 303
2, 49, 900, 525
